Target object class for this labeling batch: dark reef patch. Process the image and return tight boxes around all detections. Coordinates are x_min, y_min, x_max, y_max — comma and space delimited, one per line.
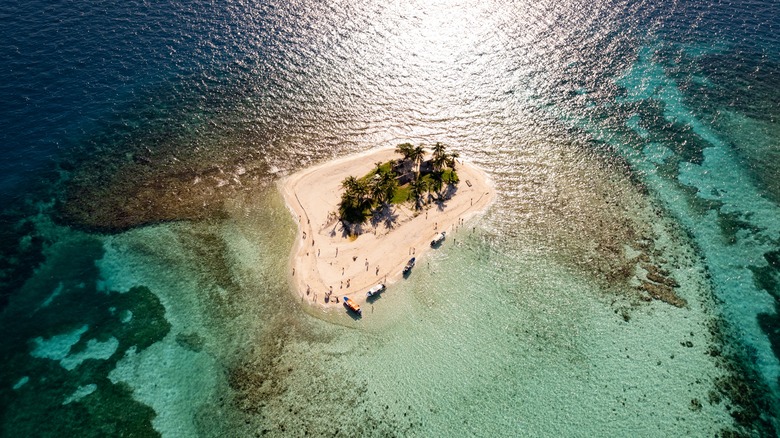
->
0, 232, 170, 437
490, 137, 689, 308
56, 148, 272, 233
176, 332, 206, 353
751, 249, 780, 380
625, 99, 709, 166
703, 315, 778, 437
0, 211, 50, 312
50, 71, 343, 234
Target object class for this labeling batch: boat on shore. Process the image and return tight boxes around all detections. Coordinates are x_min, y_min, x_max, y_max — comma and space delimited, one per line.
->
430, 231, 446, 247
343, 296, 361, 315
366, 283, 386, 297
403, 257, 415, 276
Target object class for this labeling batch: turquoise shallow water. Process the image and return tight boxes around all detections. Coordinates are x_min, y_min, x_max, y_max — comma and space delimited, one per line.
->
1, 0, 779, 436
75, 189, 737, 437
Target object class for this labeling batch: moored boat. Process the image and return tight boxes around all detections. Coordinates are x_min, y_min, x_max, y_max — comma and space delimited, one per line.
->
343, 296, 361, 315
430, 231, 446, 247
366, 283, 386, 297
403, 257, 415, 276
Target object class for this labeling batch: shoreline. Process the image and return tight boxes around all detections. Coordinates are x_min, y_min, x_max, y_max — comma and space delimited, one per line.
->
278, 147, 495, 312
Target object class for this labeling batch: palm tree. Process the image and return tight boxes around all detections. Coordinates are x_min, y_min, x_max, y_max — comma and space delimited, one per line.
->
431, 142, 447, 172
354, 179, 370, 207
380, 171, 398, 203
339, 190, 362, 223
408, 144, 426, 178
395, 143, 414, 161
341, 175, 360, 193
370, 176, 386, 204
428, 173, 443, 196
409, 178, 428, 210
445, 150, 459, 170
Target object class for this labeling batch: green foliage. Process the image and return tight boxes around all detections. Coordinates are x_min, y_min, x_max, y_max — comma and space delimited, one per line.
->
427, 173, 443, 194
338, 160, 400, 223
391, 185, 411, 204
442, 169, 459, 184
338, 184, 371, 224
410, 145, 426, 176
432, 142, 447, 172
338, 143, 461, 221
409, 178, 428, 209
395, 143, 415, 160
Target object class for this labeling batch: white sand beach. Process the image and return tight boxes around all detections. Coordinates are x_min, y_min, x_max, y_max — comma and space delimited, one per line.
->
279, 147, 494, 311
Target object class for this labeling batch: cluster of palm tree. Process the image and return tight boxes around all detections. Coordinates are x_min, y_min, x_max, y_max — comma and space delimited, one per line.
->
338, 164, 399, 224
338, 142, 461, 223
431, 142, 459, 172
394, 143, 426, 176
396, 142, 460, 209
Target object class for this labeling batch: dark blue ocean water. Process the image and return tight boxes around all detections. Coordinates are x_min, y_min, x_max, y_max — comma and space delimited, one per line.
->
1, 0, 779, 435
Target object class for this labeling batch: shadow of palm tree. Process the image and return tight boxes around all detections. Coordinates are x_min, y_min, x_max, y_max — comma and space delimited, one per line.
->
432, 184, 459, 211
443, 183, 458, 199
434, 197, 448, 211
369, 204, 399, 229
339, 221, 364, 238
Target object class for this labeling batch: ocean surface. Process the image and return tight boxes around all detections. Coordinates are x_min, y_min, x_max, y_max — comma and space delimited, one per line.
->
1, 0, 779, 436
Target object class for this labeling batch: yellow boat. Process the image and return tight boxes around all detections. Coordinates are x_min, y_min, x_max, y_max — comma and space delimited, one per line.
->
343, 296, 361, 315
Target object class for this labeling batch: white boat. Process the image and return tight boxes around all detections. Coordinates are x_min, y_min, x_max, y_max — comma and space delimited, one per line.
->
366, 283, 386, 297
430, 231, 446, 247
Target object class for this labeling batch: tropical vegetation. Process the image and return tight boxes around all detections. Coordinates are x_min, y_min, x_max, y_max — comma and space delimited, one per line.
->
338, 142, 461, 224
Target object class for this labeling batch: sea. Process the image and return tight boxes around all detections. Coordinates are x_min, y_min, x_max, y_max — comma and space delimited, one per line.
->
1, 0, 778, 436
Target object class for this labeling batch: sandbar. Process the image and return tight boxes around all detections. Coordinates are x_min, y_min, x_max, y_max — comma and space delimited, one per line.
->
279, 147, 494, 311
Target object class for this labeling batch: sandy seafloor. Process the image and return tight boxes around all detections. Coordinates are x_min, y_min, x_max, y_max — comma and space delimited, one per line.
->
1, 159, 769, 436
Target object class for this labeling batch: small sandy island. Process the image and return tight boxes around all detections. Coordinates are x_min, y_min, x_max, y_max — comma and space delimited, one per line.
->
279, 147, 494, 312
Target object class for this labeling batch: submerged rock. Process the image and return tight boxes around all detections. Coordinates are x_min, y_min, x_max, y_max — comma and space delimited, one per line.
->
176, 332, 205, 352
638, 280, 687, 308
58, 160, 270, 232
